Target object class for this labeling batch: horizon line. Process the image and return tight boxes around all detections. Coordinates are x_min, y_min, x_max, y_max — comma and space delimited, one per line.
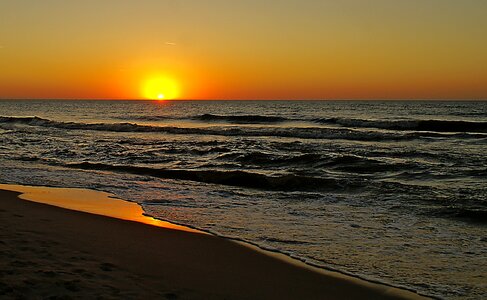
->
1, 98, 486, 101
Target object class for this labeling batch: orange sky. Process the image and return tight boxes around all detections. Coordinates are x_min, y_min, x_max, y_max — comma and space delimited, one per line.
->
1, 1, 487, 100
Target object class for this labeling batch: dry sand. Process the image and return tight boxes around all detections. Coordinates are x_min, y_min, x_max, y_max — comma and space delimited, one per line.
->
0, 188, 428, 299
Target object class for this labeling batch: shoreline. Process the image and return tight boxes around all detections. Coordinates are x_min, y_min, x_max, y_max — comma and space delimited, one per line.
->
0, 184, 428, 299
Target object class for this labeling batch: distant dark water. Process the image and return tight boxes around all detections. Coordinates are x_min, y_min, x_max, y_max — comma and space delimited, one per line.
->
1, 100, 486, 299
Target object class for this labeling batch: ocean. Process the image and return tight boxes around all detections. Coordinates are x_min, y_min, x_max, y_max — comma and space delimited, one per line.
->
0, 100, 486, 299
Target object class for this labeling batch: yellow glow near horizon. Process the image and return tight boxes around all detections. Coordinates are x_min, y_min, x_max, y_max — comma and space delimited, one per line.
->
1, 2, 487, 99
142, 76, 180, 100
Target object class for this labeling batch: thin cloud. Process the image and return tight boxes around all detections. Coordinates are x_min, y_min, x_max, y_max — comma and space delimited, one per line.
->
165, 42, 177, 46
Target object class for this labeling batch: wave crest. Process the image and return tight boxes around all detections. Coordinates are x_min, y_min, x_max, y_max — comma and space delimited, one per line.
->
195, 114, 288, 123
2, 116, 484, 142
66, 162, 359, 192
315, 118, 487, 133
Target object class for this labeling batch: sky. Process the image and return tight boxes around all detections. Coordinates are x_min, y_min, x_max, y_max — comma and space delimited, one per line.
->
1, 0, 486, 100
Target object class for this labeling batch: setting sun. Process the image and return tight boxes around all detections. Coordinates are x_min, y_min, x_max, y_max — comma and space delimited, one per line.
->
142, 76, 180, 100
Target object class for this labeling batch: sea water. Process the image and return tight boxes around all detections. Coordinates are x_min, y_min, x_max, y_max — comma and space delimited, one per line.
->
0, 100, 486, 299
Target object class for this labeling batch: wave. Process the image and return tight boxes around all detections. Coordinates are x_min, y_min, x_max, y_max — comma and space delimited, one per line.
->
114, 114, 290, 124
0, 116, 155, 132
9, 114, 483, 137
216, 152, 412, 174
261, 237, 314, 245
320, 155, 418, 173
0, 116, 415, 141
197, 112, 487, 134
217, 152, 323, 166
2, 116, 484, 142
64, 162, 360, 192
119, 113, 487, 133
195, 114, 289, 123
314, 118, 487, 133
114, 115, 178, 122
435, 207, 487, 224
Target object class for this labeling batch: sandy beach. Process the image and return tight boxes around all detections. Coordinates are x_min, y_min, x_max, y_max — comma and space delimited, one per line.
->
0, 186, 427, 299
2, 0, 487, 298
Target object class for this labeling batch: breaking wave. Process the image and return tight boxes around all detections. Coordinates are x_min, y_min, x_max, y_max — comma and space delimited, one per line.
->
195, 114, 289, 123
113, 113, 487, 133
117, 113, 487, 133
0, 116, 419, 141
64, 162, 361, 192
3, 116, 484, 142
314, 118, 487, 133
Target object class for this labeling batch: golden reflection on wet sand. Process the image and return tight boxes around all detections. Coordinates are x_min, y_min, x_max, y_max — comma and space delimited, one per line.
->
0, 184, 200, 233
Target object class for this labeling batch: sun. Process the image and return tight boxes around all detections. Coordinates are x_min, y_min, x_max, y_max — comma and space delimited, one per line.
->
142, 76, 180, 100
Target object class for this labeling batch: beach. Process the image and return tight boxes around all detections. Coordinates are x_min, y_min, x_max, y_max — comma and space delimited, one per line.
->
2, 0, 487, 298
0, 187, 426, 299
1, 100, 485, 299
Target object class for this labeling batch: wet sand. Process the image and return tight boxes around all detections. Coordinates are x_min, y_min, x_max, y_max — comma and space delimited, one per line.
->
0, 187, 427, 299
